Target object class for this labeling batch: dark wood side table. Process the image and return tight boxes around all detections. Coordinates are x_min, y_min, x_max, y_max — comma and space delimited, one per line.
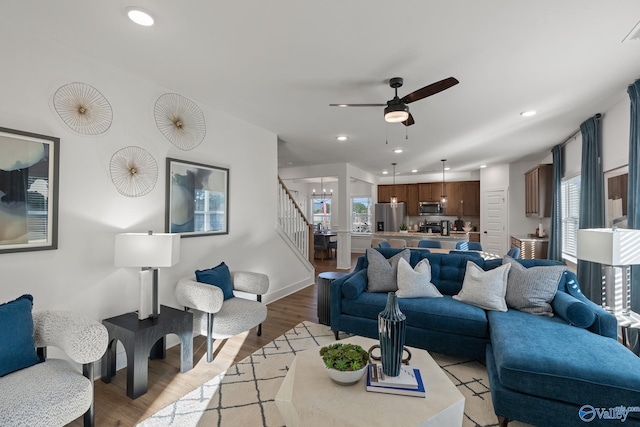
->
101, 305, 193, 399
317, 271, 348, 326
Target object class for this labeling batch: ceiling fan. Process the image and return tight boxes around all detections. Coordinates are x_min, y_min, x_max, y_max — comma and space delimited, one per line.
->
330, 77, 459, 126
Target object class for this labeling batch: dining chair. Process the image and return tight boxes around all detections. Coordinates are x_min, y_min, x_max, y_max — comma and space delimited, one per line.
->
389, 239, 407, 249
328, 236, 337, 259
455, 241, 483, 251
418, 240, 442, 249
506, 247, 521, 259
314, 234, 329, 260
371, 238, 387, 248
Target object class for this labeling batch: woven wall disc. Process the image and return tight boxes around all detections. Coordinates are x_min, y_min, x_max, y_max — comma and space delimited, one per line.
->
109, 146, 158, 197
53, 82, 113, 135
154, 93, 206, 150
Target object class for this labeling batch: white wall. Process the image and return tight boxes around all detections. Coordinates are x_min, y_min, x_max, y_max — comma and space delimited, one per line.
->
0, 29, 313, 325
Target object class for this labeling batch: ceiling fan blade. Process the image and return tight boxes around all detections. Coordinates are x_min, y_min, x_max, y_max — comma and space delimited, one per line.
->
329, 103, 387, 107
402, 113, 415, 126
401, 77, 459, 104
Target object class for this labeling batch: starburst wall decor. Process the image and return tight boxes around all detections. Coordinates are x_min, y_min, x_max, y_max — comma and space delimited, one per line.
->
52, 82, 113, 135
154, 93, 206, 150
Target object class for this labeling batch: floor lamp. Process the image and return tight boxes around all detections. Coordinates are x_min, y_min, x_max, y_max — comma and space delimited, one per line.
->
577, 228, 640, 315
114, 231, 180, 320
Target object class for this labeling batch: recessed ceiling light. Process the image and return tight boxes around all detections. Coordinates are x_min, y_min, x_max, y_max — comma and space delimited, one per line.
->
336, 136, 348, 141
393, 149, 403, 154
382, 170, 389, 175
479, 164, 487, 168
521, 110, 537, 117
127, 7, 154, 26
411, 169, 418, 173
444, 167, 450, 171
337, 104, 348, 107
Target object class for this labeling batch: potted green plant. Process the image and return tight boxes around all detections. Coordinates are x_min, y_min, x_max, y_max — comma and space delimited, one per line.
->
399, 223, 408, 233
319, 343, 369, 385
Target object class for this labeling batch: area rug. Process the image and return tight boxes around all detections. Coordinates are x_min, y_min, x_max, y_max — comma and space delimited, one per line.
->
138, 321, 528, 427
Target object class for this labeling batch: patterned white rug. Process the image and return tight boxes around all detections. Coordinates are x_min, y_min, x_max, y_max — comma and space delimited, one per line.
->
138, 321, 528, 427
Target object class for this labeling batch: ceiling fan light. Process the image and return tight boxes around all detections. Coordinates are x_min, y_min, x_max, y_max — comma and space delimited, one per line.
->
384, 103, 409, 123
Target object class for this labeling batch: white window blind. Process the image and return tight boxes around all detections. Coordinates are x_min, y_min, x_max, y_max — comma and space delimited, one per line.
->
561, 175, 581, 259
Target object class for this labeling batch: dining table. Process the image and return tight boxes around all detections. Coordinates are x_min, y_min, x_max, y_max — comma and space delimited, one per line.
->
406, 247, 501, 260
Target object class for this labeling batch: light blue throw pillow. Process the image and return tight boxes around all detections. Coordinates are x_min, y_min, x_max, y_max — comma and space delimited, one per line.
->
0, 294, 43, 377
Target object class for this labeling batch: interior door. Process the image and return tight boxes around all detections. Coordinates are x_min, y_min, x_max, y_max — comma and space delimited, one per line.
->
481, 188, 508, 256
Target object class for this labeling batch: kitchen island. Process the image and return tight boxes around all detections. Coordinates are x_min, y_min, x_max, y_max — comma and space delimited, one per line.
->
373, 232, 469, 249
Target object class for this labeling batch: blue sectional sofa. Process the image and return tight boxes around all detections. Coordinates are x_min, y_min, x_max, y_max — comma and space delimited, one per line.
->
329, 248, 640, 426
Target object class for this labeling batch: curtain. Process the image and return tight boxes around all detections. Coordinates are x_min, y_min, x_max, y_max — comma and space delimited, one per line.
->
628, 80, 640, 312
547, 144, 563, 261
577, 114, 604, 303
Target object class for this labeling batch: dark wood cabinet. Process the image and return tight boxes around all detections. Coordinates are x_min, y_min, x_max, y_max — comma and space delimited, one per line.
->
379, 180, 479, 217
511, 236, 548, 259
524, 164, 552, 218
378, 184, 407, 204
418, 183, 440, 201
608, 173, 628, 219
462, 181, 480, 216
406, 184, 419, 216
444, 182, 463, 216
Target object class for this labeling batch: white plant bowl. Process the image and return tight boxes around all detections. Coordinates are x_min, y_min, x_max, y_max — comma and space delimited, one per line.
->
463, 227, 473, 232
324, 365, 368, 385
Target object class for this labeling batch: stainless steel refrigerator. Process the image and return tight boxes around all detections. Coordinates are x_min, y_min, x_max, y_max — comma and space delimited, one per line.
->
374, 203, 406, 232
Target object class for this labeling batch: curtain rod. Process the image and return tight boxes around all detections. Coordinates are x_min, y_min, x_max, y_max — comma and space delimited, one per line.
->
558, 113, 602, 148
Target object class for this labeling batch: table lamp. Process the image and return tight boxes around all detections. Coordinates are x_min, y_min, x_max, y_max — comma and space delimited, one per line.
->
577, 228, 640, 315
114, 231, 180, 320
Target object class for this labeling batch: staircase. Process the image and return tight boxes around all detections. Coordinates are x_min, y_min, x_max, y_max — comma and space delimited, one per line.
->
278, 177, 313, 263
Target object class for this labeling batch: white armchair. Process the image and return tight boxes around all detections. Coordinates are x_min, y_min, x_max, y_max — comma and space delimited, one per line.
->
176, 271, 269, 362
0, 310, 108, 427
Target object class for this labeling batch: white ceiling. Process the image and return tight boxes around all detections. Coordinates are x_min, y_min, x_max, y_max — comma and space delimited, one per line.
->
3, 1, 640, 177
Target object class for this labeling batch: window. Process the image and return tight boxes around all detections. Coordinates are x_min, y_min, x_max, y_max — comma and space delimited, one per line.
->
312, 198, 331, 228
351, 197, 372, 233
561, 174, 581, 260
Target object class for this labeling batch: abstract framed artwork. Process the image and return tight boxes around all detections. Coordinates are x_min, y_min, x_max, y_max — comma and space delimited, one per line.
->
0, 127, 59, 253
604, 165, 629, 228
166, 158, 229, 237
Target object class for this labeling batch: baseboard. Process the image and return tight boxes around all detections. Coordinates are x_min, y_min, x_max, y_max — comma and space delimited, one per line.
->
263, 278, 314, 304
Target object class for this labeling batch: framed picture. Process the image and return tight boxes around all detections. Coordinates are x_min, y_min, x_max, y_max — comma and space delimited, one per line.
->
166, 158, 229, 237
604, 165, 629, 228
0, 127, 59, 254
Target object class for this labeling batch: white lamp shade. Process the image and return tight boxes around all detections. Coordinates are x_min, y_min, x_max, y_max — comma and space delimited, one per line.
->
114, 233, 180, 268
577, 228, 640, 266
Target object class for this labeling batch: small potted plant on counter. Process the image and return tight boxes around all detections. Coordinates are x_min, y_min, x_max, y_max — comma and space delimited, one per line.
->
399, 223, 408, 233
320, 343, 369, 385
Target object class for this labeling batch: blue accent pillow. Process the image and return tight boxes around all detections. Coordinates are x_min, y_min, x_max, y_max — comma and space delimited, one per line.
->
196, 262, 234, 300
551, 291, 596, 328
342, 269, 368, 300
0, 294, 43, 377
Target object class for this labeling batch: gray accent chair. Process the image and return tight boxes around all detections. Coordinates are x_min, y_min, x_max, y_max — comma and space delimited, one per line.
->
176, 271, 269, 362
0, 310, 108, 427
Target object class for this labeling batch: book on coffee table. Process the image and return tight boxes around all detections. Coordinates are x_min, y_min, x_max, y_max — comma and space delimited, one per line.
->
366, 366, 426, 398
368, 363, 419, 389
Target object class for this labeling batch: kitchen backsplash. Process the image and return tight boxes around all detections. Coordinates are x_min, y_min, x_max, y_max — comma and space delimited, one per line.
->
405, 215, 481, 231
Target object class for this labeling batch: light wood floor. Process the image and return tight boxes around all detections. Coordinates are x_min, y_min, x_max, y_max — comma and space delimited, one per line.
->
69, 253, 360, 426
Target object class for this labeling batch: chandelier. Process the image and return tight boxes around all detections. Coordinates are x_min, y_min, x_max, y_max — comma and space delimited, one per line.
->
312, 177, 333, 200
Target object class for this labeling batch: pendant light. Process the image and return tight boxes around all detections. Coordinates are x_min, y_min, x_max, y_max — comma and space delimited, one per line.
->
440, 159, 447, 207
312, 177, 333, 200
390, 163, 398, 208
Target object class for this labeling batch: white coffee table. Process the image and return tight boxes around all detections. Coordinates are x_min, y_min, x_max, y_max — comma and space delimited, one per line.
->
275, 336, 464, 427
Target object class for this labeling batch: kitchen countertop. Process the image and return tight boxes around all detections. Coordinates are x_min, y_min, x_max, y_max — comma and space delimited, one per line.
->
511, 234, 549, 242
374, 232, 468, 240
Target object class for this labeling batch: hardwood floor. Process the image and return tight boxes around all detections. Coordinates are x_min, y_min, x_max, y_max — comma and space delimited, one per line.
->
70, 253, 360, 426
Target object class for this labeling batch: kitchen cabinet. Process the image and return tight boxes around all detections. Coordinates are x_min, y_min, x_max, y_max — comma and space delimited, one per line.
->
462, 181, 480, 216
406, 184, 419, 216
378, 184, 407, 204
608, 172, 628, 219
418, 183, 440, 201
511, 235, 548, 259
444, 182, 463, 216
524, 164, 553, 218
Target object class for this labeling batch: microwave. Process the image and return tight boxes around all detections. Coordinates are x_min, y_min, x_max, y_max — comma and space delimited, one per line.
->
419, 201, 443, 215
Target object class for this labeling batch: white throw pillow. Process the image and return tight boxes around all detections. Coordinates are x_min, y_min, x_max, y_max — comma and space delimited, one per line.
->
453, 261, 511, 311
396, 258, 443, 298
